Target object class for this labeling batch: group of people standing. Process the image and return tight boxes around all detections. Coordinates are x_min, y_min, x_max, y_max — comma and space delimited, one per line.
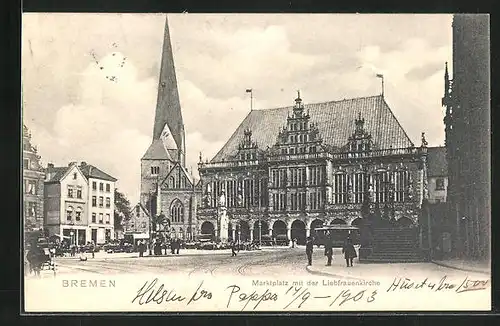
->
137, 238, 182, 257
305, 236, 357, 267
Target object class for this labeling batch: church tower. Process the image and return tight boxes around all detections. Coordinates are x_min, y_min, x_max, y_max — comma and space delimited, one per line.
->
141, 15, 186, 210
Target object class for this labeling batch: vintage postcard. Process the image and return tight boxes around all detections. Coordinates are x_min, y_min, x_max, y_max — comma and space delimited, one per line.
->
22, 13, 491, 312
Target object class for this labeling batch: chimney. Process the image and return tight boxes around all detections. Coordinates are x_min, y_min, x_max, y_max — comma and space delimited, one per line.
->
68, 161, 77, 167
80, 161, 87, 167
47, 163, 54, 170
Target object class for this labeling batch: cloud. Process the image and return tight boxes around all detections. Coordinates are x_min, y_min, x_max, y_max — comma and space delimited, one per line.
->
27, 53, 157, 204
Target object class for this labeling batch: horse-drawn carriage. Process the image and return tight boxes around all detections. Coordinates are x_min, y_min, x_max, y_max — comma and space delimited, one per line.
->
25, 237, 56, 276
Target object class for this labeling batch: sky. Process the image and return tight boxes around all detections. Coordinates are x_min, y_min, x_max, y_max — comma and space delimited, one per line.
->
22, 13, 453, 204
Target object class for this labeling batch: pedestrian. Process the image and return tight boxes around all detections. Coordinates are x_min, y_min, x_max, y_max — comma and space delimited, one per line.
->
324, 237, 333, 266
176, 238, 180, 254
170, 238, 175, 255
138, 240, 145, 257
342, 237, 357, 267
91, 241, 95, 259
231, 241, 238, 257
305, 237, 313, 266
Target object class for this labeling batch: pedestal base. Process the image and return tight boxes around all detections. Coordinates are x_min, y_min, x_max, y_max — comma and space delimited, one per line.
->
359, 247, 373, 260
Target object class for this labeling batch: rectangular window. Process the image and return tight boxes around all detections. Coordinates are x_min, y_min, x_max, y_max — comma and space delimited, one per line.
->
26, 180, 37, 195
26, 202, 37, 217
75, 210, 81, 221
435, 178, 445, 191
151, 166, 159, 175
99, 213, 103, 223
333, 173, 348, 204
106, 197, 111, 208
92, 182, 97, 190
67, 187, 73, 198
77, 189, 82, 199
23, 159, 29, 169
92, 213, 96, 223
66, 209, 72, 221
92, 196, 97, 207
99, 197, 104, 208
106, 183, 110, 192
99, 183, 104, 191
105, 214, 110, 224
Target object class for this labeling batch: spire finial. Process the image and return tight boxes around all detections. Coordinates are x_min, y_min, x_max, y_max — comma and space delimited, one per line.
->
297, 90, 301, 100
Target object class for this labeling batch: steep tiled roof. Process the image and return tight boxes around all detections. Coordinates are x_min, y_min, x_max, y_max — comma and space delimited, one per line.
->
427, 146, 448, 177
45, 164, 117, 183
45, 167, 70, 183
79, 164, 117, 182
142, 139, 172, 160
212, 95, 414, 162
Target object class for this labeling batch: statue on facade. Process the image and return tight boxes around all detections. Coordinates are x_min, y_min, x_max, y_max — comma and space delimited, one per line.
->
219, 190, 226, 207
218, 190, 229, 242
421, 132, 428, 147
368, 184, 375, 203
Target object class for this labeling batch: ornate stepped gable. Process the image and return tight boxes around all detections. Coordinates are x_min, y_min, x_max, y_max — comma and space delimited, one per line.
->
269, 91, 326, 156
211, 94, 413, 162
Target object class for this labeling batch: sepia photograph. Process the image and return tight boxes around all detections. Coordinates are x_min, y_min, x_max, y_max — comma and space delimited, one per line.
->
22, 13, 490, 312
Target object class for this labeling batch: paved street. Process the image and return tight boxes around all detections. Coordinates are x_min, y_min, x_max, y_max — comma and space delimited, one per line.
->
29, 246, 489, 281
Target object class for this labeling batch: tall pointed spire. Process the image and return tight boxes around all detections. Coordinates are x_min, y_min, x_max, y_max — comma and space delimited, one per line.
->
152, 15, 186, 166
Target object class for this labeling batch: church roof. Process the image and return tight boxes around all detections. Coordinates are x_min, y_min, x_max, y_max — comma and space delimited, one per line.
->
142, 139, 173, 160
212, 95, 414, 162
427, 146, 447, 177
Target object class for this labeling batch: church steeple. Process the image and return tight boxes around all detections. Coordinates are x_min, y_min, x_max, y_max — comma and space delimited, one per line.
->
152, 15, 186, 166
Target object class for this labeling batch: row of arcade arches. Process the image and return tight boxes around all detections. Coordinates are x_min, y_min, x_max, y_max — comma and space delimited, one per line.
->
199, 216, 413, 244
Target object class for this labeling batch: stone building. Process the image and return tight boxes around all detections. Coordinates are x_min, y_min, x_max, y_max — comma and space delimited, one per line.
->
44, 162, 117, 245
442, 14, 490, 259
197, 92, 428, 245
426, 146, 448, 204
23, 124, 45, 232
140, 16, 201, 241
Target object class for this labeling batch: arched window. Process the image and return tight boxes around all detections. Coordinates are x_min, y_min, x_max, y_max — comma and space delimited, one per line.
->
66, 206, 73, 221
170, 200, 184, 223
75, 207, 83, 221
170, 176, 175, 188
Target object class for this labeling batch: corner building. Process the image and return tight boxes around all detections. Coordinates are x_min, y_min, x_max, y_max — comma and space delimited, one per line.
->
198, 93, 428, 244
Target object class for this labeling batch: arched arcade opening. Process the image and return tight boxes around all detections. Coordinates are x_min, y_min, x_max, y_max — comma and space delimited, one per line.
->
291, 220, 306, 245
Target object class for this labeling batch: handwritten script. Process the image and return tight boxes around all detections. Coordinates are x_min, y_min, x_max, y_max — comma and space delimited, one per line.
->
387, 276, 489, 294
131, 276, 488, 311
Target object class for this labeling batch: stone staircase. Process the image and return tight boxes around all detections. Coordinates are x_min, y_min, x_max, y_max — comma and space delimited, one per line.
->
360, 227, 428, 263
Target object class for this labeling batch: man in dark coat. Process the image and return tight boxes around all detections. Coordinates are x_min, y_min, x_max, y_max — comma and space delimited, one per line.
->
324, 234, 333, 266
342, 237, 357, 267
305, 237, 313, 266
231, 241, 238, 257
176, 239, 180, 254
138, 240, 145, 257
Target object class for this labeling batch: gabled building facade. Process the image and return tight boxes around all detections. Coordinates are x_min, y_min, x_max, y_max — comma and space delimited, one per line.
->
198, 93, 428, 244
44, 162, 117, 245
23, 124, 45, 232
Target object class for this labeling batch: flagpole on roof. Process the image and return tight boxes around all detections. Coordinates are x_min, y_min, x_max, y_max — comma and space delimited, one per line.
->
246, 88, 253, 111
376, 74, 384, 97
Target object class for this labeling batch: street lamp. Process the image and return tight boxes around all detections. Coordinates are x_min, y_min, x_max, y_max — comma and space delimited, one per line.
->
68, 220, 75, 246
